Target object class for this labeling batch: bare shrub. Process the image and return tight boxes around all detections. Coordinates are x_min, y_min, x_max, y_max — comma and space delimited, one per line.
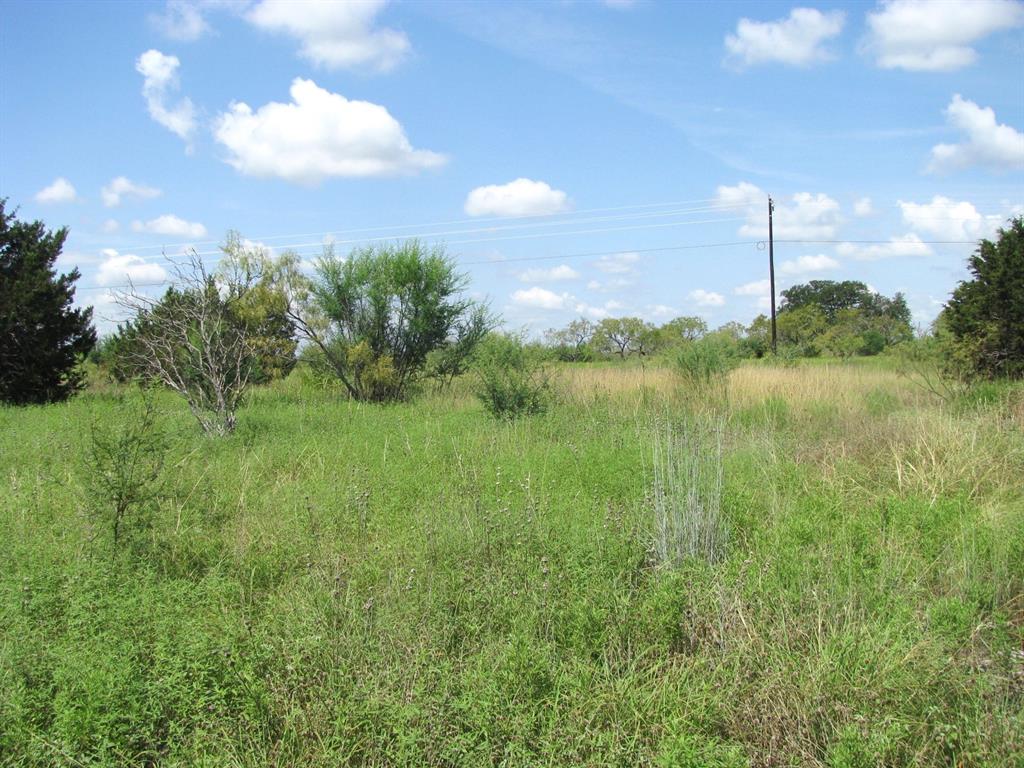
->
115, 252, 256, 435
651, 416, 728, 567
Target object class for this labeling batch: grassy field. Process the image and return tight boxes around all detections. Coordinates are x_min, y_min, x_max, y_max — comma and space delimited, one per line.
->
1, 360, 1022, 766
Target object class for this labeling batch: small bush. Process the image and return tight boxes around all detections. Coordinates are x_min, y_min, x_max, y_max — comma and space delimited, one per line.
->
473, 333, 550, 419
82, 391, 168, 549
674, 338, 738, 408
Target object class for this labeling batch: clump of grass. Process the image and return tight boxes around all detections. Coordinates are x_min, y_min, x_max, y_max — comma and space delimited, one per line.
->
650, 416, 727, 567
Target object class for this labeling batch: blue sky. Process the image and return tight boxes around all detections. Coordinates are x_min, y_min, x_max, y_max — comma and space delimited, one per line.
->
2, 0, 1022, 335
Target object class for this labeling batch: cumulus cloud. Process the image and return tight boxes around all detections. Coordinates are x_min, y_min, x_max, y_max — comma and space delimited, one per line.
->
898, 195, 1007, 240
152, 0, 210, 41
34, 177, 78, 204
928, 94, 1024, 172
246, 0, 409, 72
725, 7, 845, 68
509, 286, 620, 319
854, 197, 874, 216
715, 181, 842, 239
101, 177, 162, 208
97, 249, 168, 286
689, 289, 726, 307
518, 264, 579, 282
734, 279, 770, 296
135, 49, 197, 145
464, 179, 571, 218
131, 214, 207, 238
863, 0, 1024, 71
780, 254, 840, 274
511, 286, 572, 310
648, 304, 678, 319
594, 251, 640, 274
837, 233, 932, 260
214, 78, 445, 184
102, 219, 120, 233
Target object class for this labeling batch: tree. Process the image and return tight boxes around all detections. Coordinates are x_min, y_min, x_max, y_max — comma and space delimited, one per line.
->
293, 240, 492, 402
659, 316, 708, 346
780, 280, 873, 322
943, 217, 1024, 378
115, 252, 272, 435
544, 318, 595, 361
0, 201, 96, 404
595, 317, 655, 358
217, 232, 298, 383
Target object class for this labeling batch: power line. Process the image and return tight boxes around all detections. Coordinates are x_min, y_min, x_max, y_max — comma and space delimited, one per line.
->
74, 238, 762, 293
113, 195, 738, 253
147, 206, 750, 260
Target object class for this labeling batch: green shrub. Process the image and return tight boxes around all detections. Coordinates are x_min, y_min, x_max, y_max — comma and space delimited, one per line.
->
81, 391, 168, 549
473, 333, 550, 419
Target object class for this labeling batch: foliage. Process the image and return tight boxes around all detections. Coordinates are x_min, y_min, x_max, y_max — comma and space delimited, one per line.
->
657, 315, 708, 348
298, 240, 492, 401
595, 316, 657, 358
472, 332, 550, 419
2, 364, 1022, 764
114, 253, 261, 435
673, 337, 739, 408
544, 318, 596, 362
82, 391, 168, 548
217, 232, 298, 384
0, 199, 96, 404
943, 217, 1024, 378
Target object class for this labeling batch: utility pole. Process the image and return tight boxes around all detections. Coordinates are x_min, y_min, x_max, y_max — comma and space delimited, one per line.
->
768, 196, 777, 354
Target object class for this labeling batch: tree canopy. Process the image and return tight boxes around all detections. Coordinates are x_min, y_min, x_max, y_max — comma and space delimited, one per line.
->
943, 217, 1024, 378
0, 200, 95, 404
297, 240, 492, 402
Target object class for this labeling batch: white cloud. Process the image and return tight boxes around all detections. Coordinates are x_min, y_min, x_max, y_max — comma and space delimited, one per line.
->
863, 0, 1024, 71
734, 279, 770, 296
594, 251, 640, 274
97, 249, 168, 286
715, 181, 842, 239
464, 178, 571, 218
34, 177, 78, 204
102, 219, 120, 233
725, 7, 845, 68
928, 94, 1024, 172
246, 0, 409, 72
780, 254, 840, 275
135, 49, 197, 146
511, 286, 571, 310
837, 233, 932, 261
152, 0, 210, 41
898, 195, 1006, 240
214, 78, 445, 184
648, 304, 678, 319
518, 264, 579, 282
131, 214, 207, 238
689, 289, 726, 307
101, 177, 162, 207
854, 197, 874, 216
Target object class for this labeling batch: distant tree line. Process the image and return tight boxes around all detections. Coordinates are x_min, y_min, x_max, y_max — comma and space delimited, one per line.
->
2, 197, 1021, 429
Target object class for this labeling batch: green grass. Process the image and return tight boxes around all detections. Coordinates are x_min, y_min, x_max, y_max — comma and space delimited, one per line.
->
1, 364, 1022, 766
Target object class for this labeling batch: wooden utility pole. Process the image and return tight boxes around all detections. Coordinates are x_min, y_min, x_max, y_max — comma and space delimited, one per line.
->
768, 196, 777, 354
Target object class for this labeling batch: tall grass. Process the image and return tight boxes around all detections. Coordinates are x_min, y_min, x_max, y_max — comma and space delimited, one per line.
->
1, 359, 1022, 766
651, 416, 727, 566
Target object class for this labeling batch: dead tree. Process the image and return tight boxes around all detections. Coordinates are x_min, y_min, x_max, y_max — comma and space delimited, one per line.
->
115, 252, 254, 435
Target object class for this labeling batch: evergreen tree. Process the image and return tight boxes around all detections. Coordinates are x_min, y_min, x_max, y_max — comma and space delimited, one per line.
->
0, 200, 95, 404
944, 217, 1024, 378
